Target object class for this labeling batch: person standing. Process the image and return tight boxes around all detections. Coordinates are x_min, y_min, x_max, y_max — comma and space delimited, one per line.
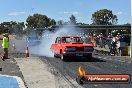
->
2, 33, 9, 61
98, 33, 104, 48
108, 33, 113, 49
110, 36, 118, 56
116, 34, 124, 56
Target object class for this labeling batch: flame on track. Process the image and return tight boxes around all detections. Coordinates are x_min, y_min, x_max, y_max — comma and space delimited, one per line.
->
78, 66, 86, 76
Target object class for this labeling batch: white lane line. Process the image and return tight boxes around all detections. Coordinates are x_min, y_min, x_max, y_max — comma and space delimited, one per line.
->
94, 85, 98, 87
98, 56, 101, 59
97, 56, 130, 63
103, 57, 107, 60
118, 60, 125, 63
115, 66, 118, 68
128, 62, 131, 64
108, 58, 112, 60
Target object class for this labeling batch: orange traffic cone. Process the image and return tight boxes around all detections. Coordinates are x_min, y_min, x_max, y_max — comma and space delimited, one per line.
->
26, 47, 29, 58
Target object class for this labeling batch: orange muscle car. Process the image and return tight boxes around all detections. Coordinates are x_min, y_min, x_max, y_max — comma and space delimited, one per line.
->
50, 36, 94, 61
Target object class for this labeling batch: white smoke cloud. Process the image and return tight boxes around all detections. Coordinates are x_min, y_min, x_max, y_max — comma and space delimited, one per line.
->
29, 25, 84, 57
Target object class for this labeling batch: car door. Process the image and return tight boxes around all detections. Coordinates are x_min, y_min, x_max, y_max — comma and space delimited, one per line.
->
53, 37, 61, 54
57, 37, 62, 54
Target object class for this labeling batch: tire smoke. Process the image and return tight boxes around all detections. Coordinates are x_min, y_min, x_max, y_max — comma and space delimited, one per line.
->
29, 25, 86, 57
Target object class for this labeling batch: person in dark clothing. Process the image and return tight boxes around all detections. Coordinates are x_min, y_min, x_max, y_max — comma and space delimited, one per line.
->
110, 40, 118, 56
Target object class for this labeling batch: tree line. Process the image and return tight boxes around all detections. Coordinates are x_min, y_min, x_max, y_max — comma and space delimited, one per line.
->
0, 9, 130, 35
0, 21, 25, 34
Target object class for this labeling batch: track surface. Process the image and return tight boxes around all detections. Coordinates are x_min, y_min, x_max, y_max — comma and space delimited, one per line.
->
40, 55, 132, 88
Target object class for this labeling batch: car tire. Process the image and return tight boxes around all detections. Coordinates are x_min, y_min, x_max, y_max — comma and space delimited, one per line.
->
54, 53, 59, 58
54, 53, 57, 58
61, 54, 67, 61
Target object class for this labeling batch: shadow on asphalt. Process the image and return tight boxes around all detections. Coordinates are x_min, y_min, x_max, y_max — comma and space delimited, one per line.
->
64, 57, 106, 62
41, 56, 106, 62
0, 68, 2, 71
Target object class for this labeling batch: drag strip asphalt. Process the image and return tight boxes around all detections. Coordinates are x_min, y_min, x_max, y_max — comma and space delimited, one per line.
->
40, 55, 132, 88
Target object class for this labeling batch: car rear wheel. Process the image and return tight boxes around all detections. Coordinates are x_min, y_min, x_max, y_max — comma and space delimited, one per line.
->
61, 54, 67, 61
54, 53, 59, 58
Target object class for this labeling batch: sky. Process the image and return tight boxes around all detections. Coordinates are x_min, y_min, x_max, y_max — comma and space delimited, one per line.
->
0, 0, 131, 24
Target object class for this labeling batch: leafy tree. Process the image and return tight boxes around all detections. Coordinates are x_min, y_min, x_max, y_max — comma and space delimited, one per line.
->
10, 21, 17, 27
91, 9, 118, 25
26, 13, 56, 29
77, 22, 87, 25
0, 22, 12, 33
49, 19, 56, 26
18, 22, 25, 29
57, 20, 64, 25
14, 22, 25, 35
0, 21, 25, 34
124, 23, 131, 25
69, 15, 77, 24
